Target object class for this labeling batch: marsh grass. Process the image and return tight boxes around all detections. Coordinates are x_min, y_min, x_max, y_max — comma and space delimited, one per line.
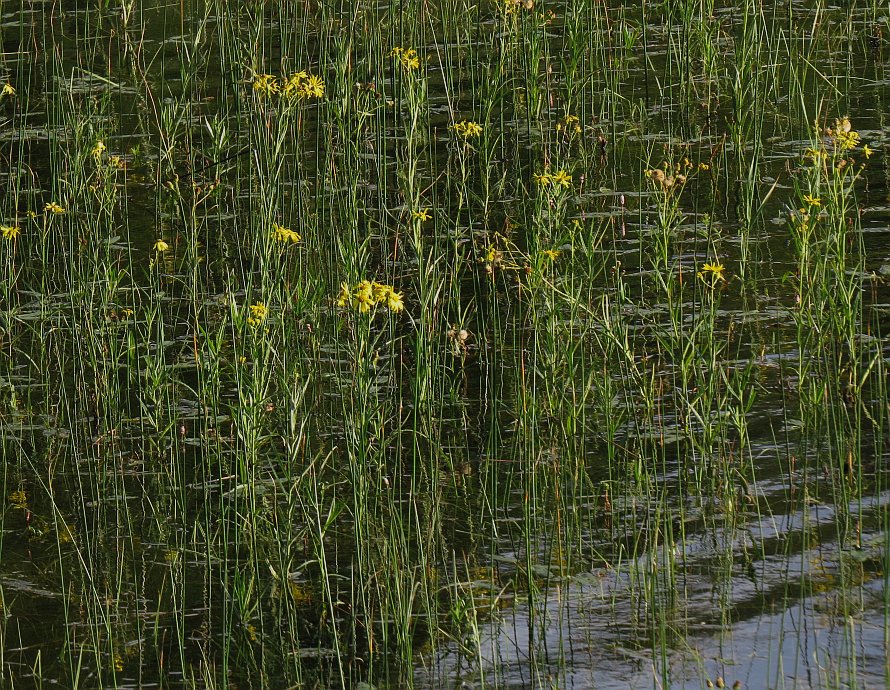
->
0, 0, 888, 688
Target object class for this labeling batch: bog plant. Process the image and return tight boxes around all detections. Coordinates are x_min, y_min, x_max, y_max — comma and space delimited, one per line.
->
336, 280, 405, 314
0, 2, 886, 690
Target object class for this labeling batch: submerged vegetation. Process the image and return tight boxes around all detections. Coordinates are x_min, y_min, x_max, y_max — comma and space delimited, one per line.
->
0, 0, 889, 688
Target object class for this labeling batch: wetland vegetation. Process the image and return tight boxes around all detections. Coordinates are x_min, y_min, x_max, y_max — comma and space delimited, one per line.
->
1, 0, 889, 687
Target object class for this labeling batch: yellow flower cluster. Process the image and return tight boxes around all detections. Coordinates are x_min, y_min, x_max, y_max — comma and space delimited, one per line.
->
482, 245, 503, 266
555, 115, 581, 135
801, 116, 874, 180
336, 280, 404, 314
44, 202, 65, 214
1, 224, 20, 240
272, 222, 301, 244
390, 47, 421, 71
803, 117, 874, 171
253, 73, 279, 97
533, 169, 572, 188
91, 140, 106, 162
452, 120, 483, 138
825, 117, 860, 151
252, 71, 324, 100
1, 83, 14, 97
697, 261, 727, 284
283, 72, 325, 100
499, 0, 534, 15
247, 302, 268, 326
802, 194, 820, 207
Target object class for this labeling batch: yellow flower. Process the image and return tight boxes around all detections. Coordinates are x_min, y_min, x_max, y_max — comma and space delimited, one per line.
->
282, 71, 308, 99
58, 520, 76, 543
452, 120, 483, 138
386, 290, 404, 313
282, 72, 324, 100
356, 293, 374, 313
829, 118, 859, 151
837, 130, 860, 150
354, 280, 375, 313
371, 282, 389, 303
355, 280, 373, 298
411, 208, 431, 221
252, 73, 279, 98
281, 70, 324, 100
862, 144, 873, 159
500, 0, 533, 15
44, 202, 65, 214
1, 83, 14, 97
1, 224, 21, 240
92, 140, 106, 161
802, 194, 821, 207
247, 302, 268, 326
804, 147, 823, 161
541, 249, 560, 260
483, 246, 501, 264
272, 222, 301, 244
336, 279, 404, 314
153, 239, 170, 252
551, 169, 572, 188
533, 172, 551, 187
335, 281, 352, 308
301, 74, 325, 99
391, 47, 421, 70
557, 114, 580, 134
697, 261, 727, 283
